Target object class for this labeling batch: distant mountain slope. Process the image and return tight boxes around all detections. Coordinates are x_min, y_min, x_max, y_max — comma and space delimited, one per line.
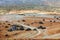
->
0, 0, 60, 10
0, 0, 60, 7
47, 0, 60, 7
0, 0, 49, 6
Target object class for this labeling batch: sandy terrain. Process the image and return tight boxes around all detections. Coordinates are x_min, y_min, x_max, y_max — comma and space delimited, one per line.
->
0, 14, 60, 40
0, 10, 59, 14
9, 10, 58, 14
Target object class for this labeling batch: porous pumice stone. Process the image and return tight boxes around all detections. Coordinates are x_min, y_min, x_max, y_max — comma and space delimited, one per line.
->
0, 14, 60, 40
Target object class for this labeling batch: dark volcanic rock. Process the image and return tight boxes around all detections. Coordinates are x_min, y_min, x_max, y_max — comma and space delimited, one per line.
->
37, 26, 46, 29
25, 28, 31, 31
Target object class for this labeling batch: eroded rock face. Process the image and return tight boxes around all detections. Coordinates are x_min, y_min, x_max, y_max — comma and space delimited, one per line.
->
0, 14, 60, 39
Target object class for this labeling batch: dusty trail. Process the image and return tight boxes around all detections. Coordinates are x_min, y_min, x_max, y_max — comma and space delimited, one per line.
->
43, 33, 60, 39
17, 24, 42, 38
0, 13, 60, 39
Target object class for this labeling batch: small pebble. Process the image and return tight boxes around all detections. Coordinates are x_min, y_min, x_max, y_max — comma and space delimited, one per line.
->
19, 26, 24, 30
8, 29, 12, 32
50, 20, 52, 22
39, 22, 44, 24
8, 25, 18, 32
5, 34, 9, 37
33, 29, 37, 31
43, 19, 45, 21
37, 26, 46, 29
22, 20, 25, 22
5, 26, 8, 28
25, 28, 31, 31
